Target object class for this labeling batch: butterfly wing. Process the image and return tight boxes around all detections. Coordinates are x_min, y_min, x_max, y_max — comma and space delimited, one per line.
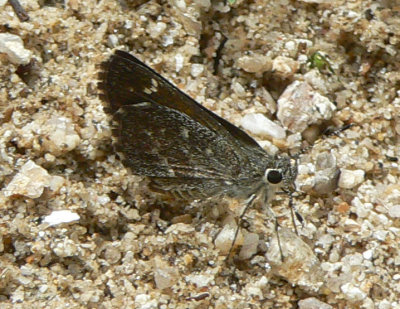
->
99, 51, 265, 153
98, 50, 270, 198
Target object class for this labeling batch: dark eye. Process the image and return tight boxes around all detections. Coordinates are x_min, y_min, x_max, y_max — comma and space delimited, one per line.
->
267, 169, 283, 184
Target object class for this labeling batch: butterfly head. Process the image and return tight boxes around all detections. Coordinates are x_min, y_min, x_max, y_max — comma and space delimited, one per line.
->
263, 155, 297, 195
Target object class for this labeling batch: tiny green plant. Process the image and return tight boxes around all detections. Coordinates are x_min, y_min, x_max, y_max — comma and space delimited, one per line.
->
307, 51, 335, 75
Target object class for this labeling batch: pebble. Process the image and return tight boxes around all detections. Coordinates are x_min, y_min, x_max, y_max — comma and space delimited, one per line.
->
277, 81, 336, 133
238, 232, 259, 260
149, 21, 167, 39
185, 274, 214, 288
266, 228, 323, 292
107, 34, 119, 48
352, 197, 371, 218
104, 245, 122, 264
19, 115, 81, 156
240, 113, 286, 139
190, 63, 204, 77
135, 294, 158, 309
272, 56, 299, 78
387, 205, 400, 218
237, 54, 271, 74
153, 256, 179, 289
214, 218, 243, 255
298, 297, 333, 309
43, 210, 80, 227
4, 160, 64, 198
0, 33, 32, 65
338, 169, 365, 189
340, 283, 367, 302
363, 249, 373, 260
296, 152, 339, 195
52, 238, 78, 258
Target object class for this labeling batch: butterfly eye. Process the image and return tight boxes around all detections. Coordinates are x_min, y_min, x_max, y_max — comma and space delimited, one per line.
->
266, 169, 283, 184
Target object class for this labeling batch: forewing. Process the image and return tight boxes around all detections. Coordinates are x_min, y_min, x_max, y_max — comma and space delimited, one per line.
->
98, 50, 265, 155
113, 102, 244, 180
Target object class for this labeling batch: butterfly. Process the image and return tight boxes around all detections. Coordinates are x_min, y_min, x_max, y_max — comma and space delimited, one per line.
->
98, 50, 298, 255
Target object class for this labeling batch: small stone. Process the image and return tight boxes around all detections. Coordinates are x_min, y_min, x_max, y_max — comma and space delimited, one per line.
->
4, 160, 62, 198
336, 202, 350, 213
237, 54, 271, 74
190, 63, 204, 77
135, 294, 158, 309
153, 256, 179, 290
373, 230, 388, 241
298, 297, 333, 309
175, 53, 184, 72
149, 21, 167, 38
272, 56, 299, 78
266, 228, 323, 292
343, 219, 361, 232
338, 169, 365, 189
0, 33, 32, 65
277, 81, 336, 133
104, 245, 122, 264
165, 223, 195, 235
231, 81, 246, 97
296, 152, 339, 195
340, 283, 367, 302
107, 34, 119, 48
387, 205, 400, 218
238, 232, 259, 260
378, 300, 392, 309
313, 152, 340, 194
214, 218, 243, 255
363, 249, 373, 260
185, 274, 214, 287
352, 197, 371, 218
172, 1, 203, 35
241, 113, 286, 139
52, 239, 78, 258
11, 286, 25, 303
19, 115, 81, 156
43, 210, 80, 226
38, 285, 48, 293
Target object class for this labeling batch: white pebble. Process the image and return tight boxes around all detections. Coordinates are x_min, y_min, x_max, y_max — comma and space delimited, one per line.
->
185, 274, 214, 287
153, 257, 179, 289
340, 283, 367, 301
175, 54, 184, 72
0, 33, 32, 65
214, 220, 242, 255
388, 205, 400, 218
277, 81, 336, 133
241, 113, 286, 139
298, 297, 333, 309
135, 294, 158, 309
237, 54, 271, 73
107, 34, 119, 48
338, 169, 365, 189
190, 63, 204, 77
239, 233, 259, 260
272, 56, 299, 78
363, 249, 373, 260
43, 210, 80, 226
4, 161, 52, 198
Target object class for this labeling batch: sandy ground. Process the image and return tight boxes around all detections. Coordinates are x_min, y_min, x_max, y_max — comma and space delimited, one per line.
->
0, 0, 399, 308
